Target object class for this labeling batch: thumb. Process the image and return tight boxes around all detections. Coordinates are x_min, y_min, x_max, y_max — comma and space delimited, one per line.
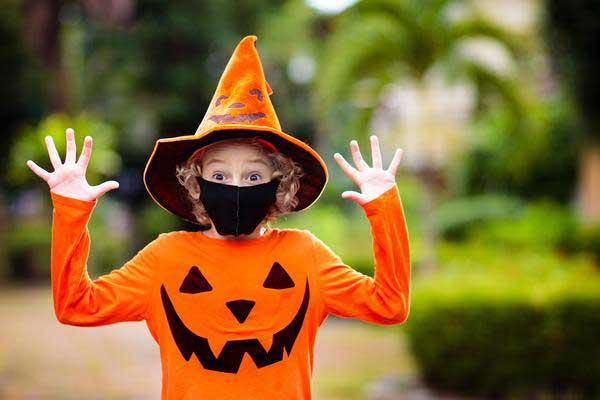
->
341, 190, 367, 205
92, 180, 120, 198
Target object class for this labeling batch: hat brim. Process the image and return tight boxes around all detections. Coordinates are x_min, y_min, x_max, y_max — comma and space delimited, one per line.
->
143, 124, 329, 225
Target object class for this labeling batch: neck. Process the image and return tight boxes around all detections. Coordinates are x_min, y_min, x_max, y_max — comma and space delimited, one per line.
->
202, 224, 266, 241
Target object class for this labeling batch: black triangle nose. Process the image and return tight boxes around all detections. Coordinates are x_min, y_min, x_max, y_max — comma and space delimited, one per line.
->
226, 300, 256, 324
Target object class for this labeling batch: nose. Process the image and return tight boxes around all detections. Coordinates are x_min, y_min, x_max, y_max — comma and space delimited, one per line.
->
232, 175, 250, 186
226, 299, 256, 324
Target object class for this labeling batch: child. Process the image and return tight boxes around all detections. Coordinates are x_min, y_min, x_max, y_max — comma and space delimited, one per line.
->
26, 35, 411, 399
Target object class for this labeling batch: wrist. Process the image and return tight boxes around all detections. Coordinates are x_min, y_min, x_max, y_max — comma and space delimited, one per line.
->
361, 185, 399, 215
51, 190, 98, 211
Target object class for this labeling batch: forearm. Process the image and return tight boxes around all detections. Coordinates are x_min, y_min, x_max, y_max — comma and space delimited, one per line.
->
314, 184, 412, 325
361, 184, 411, 323
50, 190, 160, 326
50, 190, 99, 325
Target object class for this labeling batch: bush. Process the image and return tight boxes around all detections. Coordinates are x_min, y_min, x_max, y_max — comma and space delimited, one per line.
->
437, 199, 600, 267
567, 223, 600, 266
2, 187, 132, 282
404, 249, 600, 398
434, 194, 524, 240
449, 94, 579, 203
469, 200, 577, 251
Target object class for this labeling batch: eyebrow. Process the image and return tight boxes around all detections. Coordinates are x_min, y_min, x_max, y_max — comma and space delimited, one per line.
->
246, 158, 270, 167
204, 158, 270, 167
205, 159, 225, 167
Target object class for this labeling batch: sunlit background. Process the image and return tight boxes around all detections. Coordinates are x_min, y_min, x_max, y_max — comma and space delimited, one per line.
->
1, 0, 599, 399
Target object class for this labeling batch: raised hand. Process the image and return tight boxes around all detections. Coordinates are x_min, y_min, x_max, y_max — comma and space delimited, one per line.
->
26, 128, 119, 202
333, 135, 403, 205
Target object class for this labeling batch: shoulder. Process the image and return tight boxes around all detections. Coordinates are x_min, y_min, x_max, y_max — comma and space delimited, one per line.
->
156, 230, 185, 240
273, 227, 316, 242
152, 228, 319, 247
272, 228, 323, 255
147, 230, 194, 248
154, 230, 182, 242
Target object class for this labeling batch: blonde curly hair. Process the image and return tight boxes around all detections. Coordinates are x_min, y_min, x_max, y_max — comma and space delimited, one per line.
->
175, 136, 305, 228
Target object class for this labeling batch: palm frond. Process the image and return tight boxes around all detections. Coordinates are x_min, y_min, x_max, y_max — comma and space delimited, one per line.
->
448, 17, 526, 60
313, 13, 409, 119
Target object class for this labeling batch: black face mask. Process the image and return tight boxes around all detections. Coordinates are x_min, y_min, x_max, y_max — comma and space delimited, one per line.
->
196, 176, 282, 237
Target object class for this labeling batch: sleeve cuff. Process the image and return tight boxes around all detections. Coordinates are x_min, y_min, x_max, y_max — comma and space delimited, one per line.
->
360, 185, 399, 216
51, 190, 98, 211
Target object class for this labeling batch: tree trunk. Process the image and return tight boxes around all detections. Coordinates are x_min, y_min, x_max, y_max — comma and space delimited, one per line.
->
23, 0, 65, 111
577, 145, 600, 223
0, 195, 7, 284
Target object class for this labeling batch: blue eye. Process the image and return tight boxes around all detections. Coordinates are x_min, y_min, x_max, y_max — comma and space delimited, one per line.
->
249, 174, 261, 181
212, 173, 225, 181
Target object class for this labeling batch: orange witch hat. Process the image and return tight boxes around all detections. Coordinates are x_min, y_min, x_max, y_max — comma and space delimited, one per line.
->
143, 35, 328, 225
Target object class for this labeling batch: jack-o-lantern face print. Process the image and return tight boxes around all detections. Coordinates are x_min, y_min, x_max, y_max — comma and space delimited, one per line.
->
160, 261, 310, 374
206, 88, 268, 125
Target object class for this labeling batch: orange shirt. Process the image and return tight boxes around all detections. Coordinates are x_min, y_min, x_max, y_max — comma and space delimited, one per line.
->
50, 184, 411, 399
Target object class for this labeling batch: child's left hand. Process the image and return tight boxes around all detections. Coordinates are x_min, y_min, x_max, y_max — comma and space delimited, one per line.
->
333, 135, 403, 205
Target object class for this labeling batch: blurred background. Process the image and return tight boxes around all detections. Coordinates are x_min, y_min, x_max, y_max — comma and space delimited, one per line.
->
1, 0, 599, 398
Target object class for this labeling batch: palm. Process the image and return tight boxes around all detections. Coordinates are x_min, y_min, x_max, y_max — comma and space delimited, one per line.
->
315, 0, 524, 142
26, 128, 119, 202
46, 162, 95, 199
334, 135, 403, 205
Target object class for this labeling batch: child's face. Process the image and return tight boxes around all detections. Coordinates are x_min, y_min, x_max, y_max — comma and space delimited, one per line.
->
201, 143, 274, 186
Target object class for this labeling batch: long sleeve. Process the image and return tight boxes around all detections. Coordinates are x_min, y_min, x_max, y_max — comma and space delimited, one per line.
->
50, 190, 161, 326
310, 184, 411, 325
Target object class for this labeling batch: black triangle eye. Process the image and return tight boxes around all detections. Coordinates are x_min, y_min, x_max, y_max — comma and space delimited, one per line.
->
263, 262, 295, 289
180, 266, 213, 294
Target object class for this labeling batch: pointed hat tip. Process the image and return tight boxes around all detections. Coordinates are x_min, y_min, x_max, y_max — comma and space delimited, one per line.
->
235, 35, 271, 95
240, 35, 258, 46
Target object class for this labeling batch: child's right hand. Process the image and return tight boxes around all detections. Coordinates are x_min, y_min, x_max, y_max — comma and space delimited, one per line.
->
26, 128, 119, 202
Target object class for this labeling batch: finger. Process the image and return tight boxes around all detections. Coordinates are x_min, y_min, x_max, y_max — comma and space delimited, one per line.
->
387, 148, 404, 176
77, 136, 92, 170
370, 135, 382, 169
45, 135, 62, 170
333, 153, 361, 185
341, 190, 368, 204
65, 128, 77, 164
91, 180, 120, 198
26, 160, 51, 181
350, 140, 369, 171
